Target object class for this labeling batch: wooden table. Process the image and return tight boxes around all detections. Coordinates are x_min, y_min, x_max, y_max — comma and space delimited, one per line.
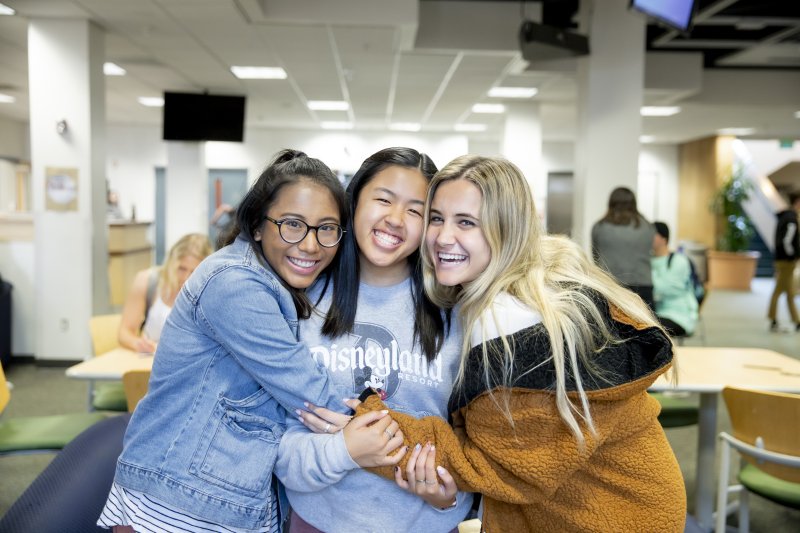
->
66, 347, 155, 409
650, 346, 800, 531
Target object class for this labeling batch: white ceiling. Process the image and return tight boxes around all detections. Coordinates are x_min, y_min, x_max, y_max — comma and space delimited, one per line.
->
0, 0, 798, 145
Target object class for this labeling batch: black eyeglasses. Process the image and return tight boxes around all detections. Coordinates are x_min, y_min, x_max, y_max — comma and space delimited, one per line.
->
263, 216, 345, 248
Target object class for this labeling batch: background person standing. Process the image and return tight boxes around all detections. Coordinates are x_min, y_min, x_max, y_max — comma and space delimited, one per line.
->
591, 187, 656, 310
768, 191, 800, 332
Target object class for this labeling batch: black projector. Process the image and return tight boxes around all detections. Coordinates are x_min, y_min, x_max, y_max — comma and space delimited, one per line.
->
519, 20, 589, 62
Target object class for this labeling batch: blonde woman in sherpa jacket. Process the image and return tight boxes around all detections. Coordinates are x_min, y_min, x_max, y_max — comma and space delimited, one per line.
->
354, 155, 686, 532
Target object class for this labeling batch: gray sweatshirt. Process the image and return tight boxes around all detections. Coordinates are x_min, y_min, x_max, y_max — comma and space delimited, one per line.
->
274, 278, 473, 533
591, 219, 655, 286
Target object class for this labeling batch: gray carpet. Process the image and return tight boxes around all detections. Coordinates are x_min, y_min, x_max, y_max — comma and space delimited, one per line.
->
1, 278, 799, 531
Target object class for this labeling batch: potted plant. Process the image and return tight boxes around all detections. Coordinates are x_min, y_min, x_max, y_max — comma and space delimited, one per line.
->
706, 166, 761, 290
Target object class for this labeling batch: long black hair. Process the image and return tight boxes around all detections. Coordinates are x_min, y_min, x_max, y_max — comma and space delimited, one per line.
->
221, 149, 347, 318
322, 147, 447, 362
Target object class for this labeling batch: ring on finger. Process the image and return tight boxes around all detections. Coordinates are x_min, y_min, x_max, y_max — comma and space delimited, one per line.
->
415, 479, 426, 484
384, 429, 394, 438
424, 480, 437, 485
324, 423, 331, 433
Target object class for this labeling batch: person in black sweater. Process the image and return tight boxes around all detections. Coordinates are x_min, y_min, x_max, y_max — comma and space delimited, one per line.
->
768, 191, 800, 332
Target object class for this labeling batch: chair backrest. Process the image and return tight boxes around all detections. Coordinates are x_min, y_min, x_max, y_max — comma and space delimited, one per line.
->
88, 314, 122, 356
122, 370, 151, 412
0, 364, 10, 415
722, 386, 800, 483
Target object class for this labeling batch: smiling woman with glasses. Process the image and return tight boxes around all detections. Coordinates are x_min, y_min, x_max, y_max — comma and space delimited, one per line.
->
97, 149, 403, 533
263, 216, 344, 248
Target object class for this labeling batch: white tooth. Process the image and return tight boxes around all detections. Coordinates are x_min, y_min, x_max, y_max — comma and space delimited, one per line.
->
290, 258, 316, 268
374, 230, 400, 246
439, 253, 466, 261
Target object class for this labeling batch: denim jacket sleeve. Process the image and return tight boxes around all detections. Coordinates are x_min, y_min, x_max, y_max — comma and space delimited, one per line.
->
195, 266, 346, 415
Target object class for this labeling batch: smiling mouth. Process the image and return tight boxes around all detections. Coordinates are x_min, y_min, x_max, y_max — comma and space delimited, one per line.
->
373, 229, 402, 247
287, 257, 320, 270
438, 252, 467, 264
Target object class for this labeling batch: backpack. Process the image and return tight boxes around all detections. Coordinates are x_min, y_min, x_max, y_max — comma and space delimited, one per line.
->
667, 252, 705, 307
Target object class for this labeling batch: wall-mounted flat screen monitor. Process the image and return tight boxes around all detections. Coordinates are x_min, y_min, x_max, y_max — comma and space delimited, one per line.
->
630, 0, 696, 33
163, 92, 246, 142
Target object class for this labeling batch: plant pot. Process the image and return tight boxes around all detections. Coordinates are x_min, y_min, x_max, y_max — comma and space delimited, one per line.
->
707, 250, 761, 291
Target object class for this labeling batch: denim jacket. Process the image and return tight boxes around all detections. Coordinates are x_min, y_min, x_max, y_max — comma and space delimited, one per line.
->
113, 236, 346, 530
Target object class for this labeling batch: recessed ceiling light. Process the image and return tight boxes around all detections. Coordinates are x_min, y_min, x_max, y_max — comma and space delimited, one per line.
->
308, 100, 349, 111
455, 124, 487, 132
230, 66, 287, 80
320, 121, 353, 130
389, 123, 421, 132
717, 127, 755, 136
0, 3, 15, 16
639, 135, 655, 143
794, 111, 800, 119
488, 87, 538, 98
640, 106, 681, 117
138, 96, 164, 107
471, 103, 505, 114
0, 93, 15, 103
103, 62, 126, 76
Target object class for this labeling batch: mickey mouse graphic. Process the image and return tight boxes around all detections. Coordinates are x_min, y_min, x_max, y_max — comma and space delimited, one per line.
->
364, 366, 388, 401
349, 323, 401, 400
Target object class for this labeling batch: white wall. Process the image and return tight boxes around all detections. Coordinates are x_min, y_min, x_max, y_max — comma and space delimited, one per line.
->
638, 144, 680, 232
106, 124, 165, 223
542, 142, 574, 173
741, 139, 800, 178
0, 116, 29, 160
107, 125, 469, 223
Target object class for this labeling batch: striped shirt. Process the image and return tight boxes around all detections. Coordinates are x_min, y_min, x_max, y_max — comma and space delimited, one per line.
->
98, 482, 279, 533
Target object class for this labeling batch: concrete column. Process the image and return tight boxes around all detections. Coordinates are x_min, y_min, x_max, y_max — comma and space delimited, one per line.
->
165, 142, 208, 249
572, 0, 645, 249
500, 102, 545, 221
29, 19, 108, 360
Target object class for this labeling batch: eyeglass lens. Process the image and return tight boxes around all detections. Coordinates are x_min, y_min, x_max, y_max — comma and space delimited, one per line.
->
279, 219, 342, 247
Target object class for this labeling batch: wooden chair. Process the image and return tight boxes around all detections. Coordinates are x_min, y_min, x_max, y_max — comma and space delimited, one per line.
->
0, 364, 106, 455
88, 314, 123, 355
87, 314, 128, 412
122, 370, 151, 412
715, 387, 800, 532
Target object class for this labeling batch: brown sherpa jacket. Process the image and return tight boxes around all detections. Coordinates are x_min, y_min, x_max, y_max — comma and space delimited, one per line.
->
356, 298, 686, 533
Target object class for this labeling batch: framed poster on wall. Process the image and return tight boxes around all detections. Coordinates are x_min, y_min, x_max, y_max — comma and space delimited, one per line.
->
45, 166, 78, 211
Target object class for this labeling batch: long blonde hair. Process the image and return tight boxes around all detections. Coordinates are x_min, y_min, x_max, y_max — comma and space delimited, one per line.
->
159, 233, 212, 298
421, 155, 661, 444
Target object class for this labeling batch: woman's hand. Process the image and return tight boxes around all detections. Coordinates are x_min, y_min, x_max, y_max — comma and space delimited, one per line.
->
297, 402, 354, 434
133, 336, 157, 354
395, 442, 457, 509
343, 410, 407, 468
